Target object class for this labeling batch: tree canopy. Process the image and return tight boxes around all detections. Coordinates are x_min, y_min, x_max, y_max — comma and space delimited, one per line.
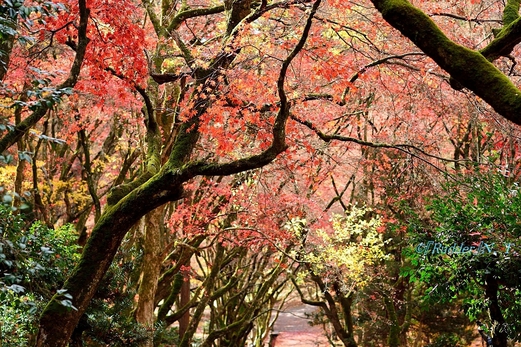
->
3, 0, 521, 346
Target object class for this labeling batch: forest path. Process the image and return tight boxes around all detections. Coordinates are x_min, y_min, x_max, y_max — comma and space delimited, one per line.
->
271, 304, 333, 347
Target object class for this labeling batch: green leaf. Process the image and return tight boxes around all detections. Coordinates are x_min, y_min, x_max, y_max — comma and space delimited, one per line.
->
2, 194, 13, 204
8, 284, 25, 293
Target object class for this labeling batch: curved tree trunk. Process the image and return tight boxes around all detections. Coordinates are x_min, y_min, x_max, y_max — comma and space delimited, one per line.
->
34, 0, 314, 343
35, 170, 184, 347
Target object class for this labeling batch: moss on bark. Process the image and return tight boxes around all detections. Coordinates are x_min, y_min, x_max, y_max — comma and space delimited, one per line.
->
36, 170, 184, 347
504, 0, 521, 25
370, 0, 521, 125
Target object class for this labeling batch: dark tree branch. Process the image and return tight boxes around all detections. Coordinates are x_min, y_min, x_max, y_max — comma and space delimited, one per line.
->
150, 71, 192, 84
430, 12, 501, 24
167, 5, 226, 34
289, 113, 462, 163
0, 0, 90, 154
170, 0, 322, 179
34, 3, 323, 346
480, 18, 521, 60
289, 113, 467, 180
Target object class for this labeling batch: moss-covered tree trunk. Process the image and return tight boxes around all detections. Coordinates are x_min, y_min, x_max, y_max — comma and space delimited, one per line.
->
135, 207, 165, 347
35, 169, 184, 347
384, 296, 400, 347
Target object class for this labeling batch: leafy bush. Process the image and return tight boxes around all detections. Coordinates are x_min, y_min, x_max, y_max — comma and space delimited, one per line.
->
425, 333, 461, 347
405, 173, 521, 342
0, 205, 80, 345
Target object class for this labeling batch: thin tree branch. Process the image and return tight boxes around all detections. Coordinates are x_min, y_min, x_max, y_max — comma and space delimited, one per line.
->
430, 12, 501, 24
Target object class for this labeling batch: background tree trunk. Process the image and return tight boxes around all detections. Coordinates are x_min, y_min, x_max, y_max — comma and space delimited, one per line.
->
135, 207, 165, 347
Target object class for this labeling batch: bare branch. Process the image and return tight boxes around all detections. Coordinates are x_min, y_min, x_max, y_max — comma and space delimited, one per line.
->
167, 5, 226, 34
289, 113, 468, 163
430, 12, 501, 24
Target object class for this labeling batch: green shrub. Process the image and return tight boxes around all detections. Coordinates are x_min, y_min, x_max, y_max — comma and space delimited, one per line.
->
0, 205, 80, 345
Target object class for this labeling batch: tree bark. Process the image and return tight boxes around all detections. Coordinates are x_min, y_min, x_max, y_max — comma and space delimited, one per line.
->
384, 296, 400, 347
0, 2, 18, 81
0, 0, 90, 154
485, 274, 508, 347
34, 0, 315, 342
299, 273, 358, 347
135, 207, 165, 347
178, 273, 191, 339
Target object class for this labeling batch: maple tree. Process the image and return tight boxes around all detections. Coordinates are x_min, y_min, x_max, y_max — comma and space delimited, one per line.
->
0, 0, 327, 345
3, 0, 521, 345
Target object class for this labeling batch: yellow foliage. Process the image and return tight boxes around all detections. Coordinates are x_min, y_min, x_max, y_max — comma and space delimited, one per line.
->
0, 165, 17, 189
41, 178, 91, 211
289, 206, 388, 294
